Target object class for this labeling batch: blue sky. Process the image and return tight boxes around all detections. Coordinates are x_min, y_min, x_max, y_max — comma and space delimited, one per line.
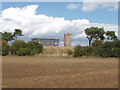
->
0, 2, 118, 46
2, 2, 118, 24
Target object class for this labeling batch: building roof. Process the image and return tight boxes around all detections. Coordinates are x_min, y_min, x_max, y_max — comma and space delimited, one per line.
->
31, 38, 59, 40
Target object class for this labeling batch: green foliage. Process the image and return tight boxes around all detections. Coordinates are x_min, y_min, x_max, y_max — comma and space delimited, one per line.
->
2, 32, 14, 41
11, 40, 43, 56
100, 40, 120, 57
85, 27, 105, 46
27, 41, 43, 55
73, 40, 120, 58
11, 40, 26, 55
13, 29, 23, 40
106, 31, 117, 41
66, 49, 73, 56
73, 45, 84, 57
16, 48, 30, 56
83, 46, 94, 56
92, 40, 103, 46
2, 29, 23, 42
2, 40, 10, 56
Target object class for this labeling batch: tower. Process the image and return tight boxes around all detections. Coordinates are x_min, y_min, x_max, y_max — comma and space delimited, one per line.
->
64, 32, 71, 46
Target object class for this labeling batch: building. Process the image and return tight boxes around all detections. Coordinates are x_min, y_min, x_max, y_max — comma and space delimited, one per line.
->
64, 32, 71, 46
31, 38, 59, 46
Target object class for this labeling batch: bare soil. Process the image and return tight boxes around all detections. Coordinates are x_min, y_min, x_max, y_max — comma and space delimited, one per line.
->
2, 56, 118, 88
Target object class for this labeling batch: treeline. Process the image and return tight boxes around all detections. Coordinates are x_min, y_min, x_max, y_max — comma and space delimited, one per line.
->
73, 40, 120, 58
72, 26, 120, 58
1, 29, 43, 56
2, 40, 43, 56
2, 39, 120, 58
1, 27, 120, 58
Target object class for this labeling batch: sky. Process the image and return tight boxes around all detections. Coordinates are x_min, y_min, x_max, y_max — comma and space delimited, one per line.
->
0, 2, 119, 46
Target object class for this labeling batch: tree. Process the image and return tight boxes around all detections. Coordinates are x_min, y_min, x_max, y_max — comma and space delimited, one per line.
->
13, 29, 23, 40
105, 31, 117, 41
16, 48, 30, 56
2, 40, 10, 56
27, 41, 43, 55
2, 32, 14, 42
11, 40, 27, 55
85, 27, 105, 46
2, 29, 23, 42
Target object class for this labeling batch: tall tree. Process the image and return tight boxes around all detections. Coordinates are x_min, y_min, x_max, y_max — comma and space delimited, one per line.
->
106, 31, 117, 41
85, 27, 105, 46
13, 29, 23, 40
2, 32, 14, 42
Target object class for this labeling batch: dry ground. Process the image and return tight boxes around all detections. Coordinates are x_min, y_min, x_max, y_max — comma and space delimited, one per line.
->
2, 56, 118, 88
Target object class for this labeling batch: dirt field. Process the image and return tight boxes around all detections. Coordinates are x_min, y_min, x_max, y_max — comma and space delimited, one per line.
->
2, 56, 118, 88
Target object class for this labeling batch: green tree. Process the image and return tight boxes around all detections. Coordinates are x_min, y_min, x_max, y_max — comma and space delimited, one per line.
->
2, 32, 14, 42
11, 40, 26, 55
2, 40, 10, 56
105, 31, 117, 41
85, 27, 105, 46
27, 41, 43, 55
2, 29, 23, 42
13, 29, 23, 40
16, 48, 30, 56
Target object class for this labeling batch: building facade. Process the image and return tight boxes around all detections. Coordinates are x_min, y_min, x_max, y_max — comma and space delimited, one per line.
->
31, 38, 59, 46
64, 32, 71, 46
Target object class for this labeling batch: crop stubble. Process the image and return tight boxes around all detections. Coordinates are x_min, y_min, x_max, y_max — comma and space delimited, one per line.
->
2, 56, 118, 88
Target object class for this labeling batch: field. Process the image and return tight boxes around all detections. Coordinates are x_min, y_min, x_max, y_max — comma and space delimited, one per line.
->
2, 56, 118, 88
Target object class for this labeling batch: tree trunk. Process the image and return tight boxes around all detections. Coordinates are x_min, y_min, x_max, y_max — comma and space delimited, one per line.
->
89, 39, 92, 46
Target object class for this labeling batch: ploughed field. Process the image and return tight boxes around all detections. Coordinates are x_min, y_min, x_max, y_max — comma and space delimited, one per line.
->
2, 56, 118, 88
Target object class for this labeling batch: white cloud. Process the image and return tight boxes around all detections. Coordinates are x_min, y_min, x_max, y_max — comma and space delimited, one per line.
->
81, 1, 118, 12
66, 3, 81, 10
0, 5, 118, 46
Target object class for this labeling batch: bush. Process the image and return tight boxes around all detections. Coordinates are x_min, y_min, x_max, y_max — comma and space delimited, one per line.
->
73, 45, 84, 57
11, 40, 43, 56
113, 48, 120, 57
99, 40, 120, 57
16, 48, 30, 56
66, 49, 73, 56
27, 41, 43, 55
2, 40, 10, 56
92, 46, 103, 57
11, 40, 26, 55
92, 40, 103, 46
73, 40, 120, 58
84, 46, 94, 56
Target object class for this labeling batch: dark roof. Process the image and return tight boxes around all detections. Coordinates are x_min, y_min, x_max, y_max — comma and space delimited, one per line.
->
31, 38, 59, 40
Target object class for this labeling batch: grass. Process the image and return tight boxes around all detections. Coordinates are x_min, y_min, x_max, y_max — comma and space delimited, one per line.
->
2, 56, 118, 88
38, 46, 74, 57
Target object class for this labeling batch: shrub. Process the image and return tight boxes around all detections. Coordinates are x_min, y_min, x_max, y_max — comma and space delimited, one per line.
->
92, 46, 103, 57
99, 40, 120, 57
66, 49, 73, 56
113, 48, 120, 57
11, 40, 27, 55
16, 48, 30, 56
11, 40, 43, 56
84, 46, 94, 56
2, 40, 10, 56
112, 40, 120, 48
27, 41, 43, 55
92, 40, 103, 46
73, 45, 84, 57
